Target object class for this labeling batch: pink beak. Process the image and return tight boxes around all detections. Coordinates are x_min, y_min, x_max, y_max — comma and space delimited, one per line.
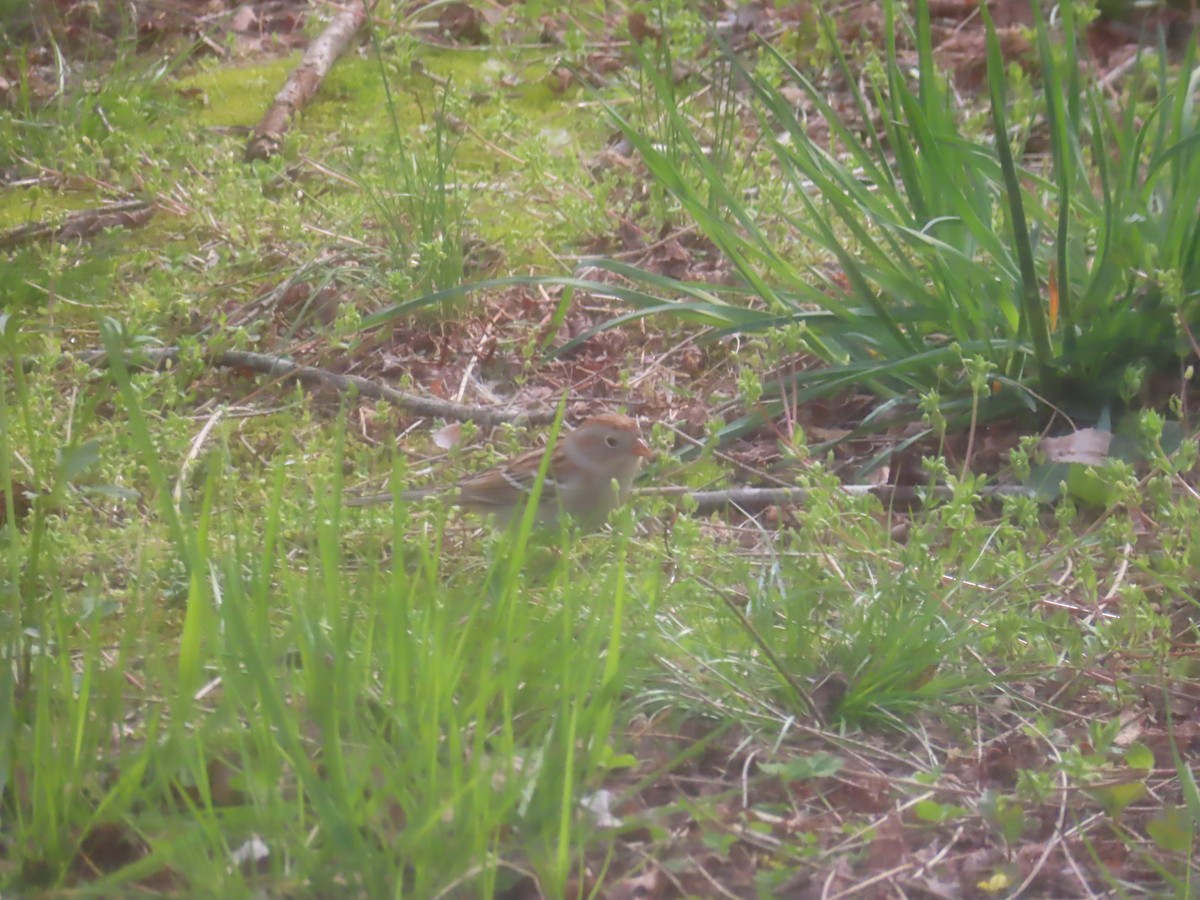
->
633, 437, 653, 459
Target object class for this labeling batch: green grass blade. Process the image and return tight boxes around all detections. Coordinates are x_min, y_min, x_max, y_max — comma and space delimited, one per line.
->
981, 4, 1054, 386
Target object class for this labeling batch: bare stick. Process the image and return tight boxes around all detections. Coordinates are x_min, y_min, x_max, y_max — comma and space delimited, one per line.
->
244, 2, 370, 162
637, 484, 1034, 513
0, 200, 154, 250
174, 407, 226, 506
81, 346, 554, 427
348, 484, 1036, 513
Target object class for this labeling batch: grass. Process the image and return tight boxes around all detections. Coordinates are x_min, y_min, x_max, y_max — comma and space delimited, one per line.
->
3, 0, 1200, 895
3, 347, 661, 894
4, 334, 1200, 893
10, 349, 1200, 894
558, 0, 1200, 447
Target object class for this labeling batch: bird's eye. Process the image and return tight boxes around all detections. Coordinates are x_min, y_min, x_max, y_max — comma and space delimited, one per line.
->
605, 436, 619, 449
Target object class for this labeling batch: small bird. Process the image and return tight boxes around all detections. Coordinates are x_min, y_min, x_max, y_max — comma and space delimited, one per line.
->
346, 413, 653, 528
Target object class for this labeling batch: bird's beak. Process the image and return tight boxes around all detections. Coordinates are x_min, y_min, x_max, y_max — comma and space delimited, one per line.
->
633, 437, 653, 459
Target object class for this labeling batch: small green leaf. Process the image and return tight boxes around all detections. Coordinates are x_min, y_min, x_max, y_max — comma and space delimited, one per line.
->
1091, 781, 1146, 816
977, 871, 1012, 893
759, 753, 844, 781
1025, 462, 1067, 501
602, 752, 638, 770
1065, 463, 1116, 507
702, 829, 738, 855
59, 440, 101, 482
1146, 805, 1193, 852
981, 793, 1027, 843
914, 799, 968, 823
80, 484, 141, 501
996, 804, 1026, 842
1124, 741, 1154, 771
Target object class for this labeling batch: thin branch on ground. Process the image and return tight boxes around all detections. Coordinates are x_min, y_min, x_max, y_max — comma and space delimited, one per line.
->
78, 346, 555, 427
0, 199, 155, 249
244, 2, 370, 161
637, 484, 1034, 512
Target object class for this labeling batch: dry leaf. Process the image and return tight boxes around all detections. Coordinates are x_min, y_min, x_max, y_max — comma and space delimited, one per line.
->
627, 11, 662, 44
432, 422, 462, 450
229, 5, 258, 32
228, 834, 269, 874
606, 868, 660, 900
581, 789, 622, 828
1039, 427, 1112, 465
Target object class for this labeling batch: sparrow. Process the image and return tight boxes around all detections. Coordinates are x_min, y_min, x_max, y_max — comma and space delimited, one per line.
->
346, 413, 652, 527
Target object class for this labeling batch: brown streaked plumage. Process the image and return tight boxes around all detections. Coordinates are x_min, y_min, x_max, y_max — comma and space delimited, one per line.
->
346, 414, 652, 527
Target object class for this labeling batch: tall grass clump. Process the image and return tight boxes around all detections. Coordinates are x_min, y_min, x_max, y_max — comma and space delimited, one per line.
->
568, 0, 1200, 439
324, 26, 467, 319
0, 321, 659, 896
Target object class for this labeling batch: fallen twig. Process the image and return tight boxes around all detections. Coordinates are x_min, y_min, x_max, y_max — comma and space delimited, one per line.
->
0, 199, 155, 249
245, 2, 370, 161
80, 346, 555, 427
636, 484, 1033, 513
348, 482, 1035, 513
